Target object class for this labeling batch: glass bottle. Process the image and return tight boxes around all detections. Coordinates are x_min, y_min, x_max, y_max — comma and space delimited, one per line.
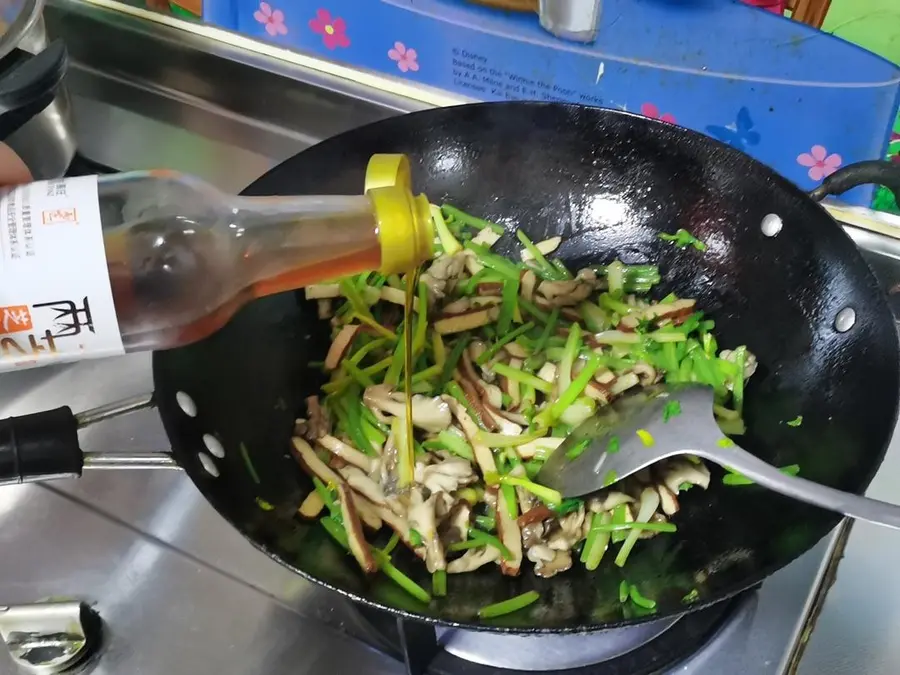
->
0, 156, 434, 369
102, 170, 433, 352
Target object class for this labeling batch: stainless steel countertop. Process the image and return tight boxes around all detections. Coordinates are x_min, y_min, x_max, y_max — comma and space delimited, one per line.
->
0, 2, 897, 672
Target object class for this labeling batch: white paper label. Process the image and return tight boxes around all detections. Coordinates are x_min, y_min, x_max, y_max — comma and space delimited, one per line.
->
0, 176, 124, 370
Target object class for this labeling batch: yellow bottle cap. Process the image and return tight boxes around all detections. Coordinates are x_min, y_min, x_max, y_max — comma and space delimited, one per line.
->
365, 154, 412, 192
367, 185, 434, 274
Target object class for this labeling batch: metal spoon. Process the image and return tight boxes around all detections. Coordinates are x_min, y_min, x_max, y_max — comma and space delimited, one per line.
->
537, 384, 900, 529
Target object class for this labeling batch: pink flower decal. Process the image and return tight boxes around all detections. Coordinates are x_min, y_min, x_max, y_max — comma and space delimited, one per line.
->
388, 42, 419, 73
309, 9, 350, 49
797, 145, 842, 181
254, 2, 287, 36
640, 103, 676, 124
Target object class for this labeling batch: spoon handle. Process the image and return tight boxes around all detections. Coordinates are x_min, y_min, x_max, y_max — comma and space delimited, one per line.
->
701, 446, 900, 530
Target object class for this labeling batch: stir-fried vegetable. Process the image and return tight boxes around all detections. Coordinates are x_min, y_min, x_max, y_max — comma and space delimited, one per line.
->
292, 204, 756, 610
478, 590, 541, 619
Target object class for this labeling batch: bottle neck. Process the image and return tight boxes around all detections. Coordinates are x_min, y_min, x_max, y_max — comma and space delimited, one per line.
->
230, 193, 383, 298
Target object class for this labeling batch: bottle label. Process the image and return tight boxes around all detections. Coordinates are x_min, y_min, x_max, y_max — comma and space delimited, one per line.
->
0, 176, 124, 370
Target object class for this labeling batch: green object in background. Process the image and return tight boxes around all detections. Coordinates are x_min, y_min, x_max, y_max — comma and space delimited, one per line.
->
169, 1, 199, 18
821, 0, 900, 214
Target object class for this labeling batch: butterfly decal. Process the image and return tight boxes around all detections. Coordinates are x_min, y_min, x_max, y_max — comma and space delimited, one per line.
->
705, 107, 760, 151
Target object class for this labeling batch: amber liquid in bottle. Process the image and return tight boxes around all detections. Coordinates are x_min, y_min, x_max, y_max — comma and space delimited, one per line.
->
98, 171, 383, 352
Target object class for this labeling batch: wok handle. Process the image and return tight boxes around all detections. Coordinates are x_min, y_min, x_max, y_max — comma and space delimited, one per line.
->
809, 160, 900, 203
701, 446, 900, 530
0, 396, 179, 485
0, 407, 83, 485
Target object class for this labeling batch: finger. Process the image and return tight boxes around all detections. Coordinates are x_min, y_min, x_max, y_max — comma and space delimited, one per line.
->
0, 143, 31, 186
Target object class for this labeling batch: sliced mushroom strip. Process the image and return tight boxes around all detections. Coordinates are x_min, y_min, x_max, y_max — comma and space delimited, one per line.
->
493, 488, 524, 576
338, 465, 387, 507
408, 490, 447, 573
443, 396, 498, 476
305, 396, 331, 440
447, 546, 501, 573
536, 279, 593, 307
337, 483, 377, 573
421, 252, 467, 302
515, 436, 564, 460
305, 284, 341, 300
325, 324, 361, 370
298, 491, 325, 519
292, 436, 342, 486
435, 307, 500, 335
363, 385, 452, 433
318, 435, 377, 473
521, 236, 562, 261
660, 457, 712, 495
528, 547, 573, 579
415, 457, 478, 494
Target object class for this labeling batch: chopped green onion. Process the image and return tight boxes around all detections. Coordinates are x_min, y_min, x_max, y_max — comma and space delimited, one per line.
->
682, 588, 700, 604
490, 362, 554, 393
542, 352, 603, 425
429, 428, 475, 461
409, 528, 424, 548
441, 204, 505, 234
607, 260, 625, 295
603, 470, 618, 487
723, 464, 800, 486
516, 229, 566, 281
581, 511, 613, 570
474, 514, 496, 532
448, 529, 513, 560
313, 477, 341, 519
629, 585, 657, 609
239, 442, 261, 484
787, 415, 803, 427
501, 483, 518, 520
372, 549, 432, 604
525, 308, 559, 370
587, 521, 677, 534
477, 428, 548, 448
320, 516, 349, 549
256, 497, 274, 511
476, 322, 535, 366
497, 273, 520, 334
433, 569, 448, 597
431, 204, 462, 255
636, 429, 655, 447
731, 346, 747, 415
342, 360, 375, 387
618, 580, 630, 603
485, 472, 562, 506
717, 437, 735, 449
566, 438, 591, 460
349, 337, 388, 366
478, 591, 540, 619
553, 498, 584, 517
611, 504, 629, 544
437, 336, 470, 391
466, 243, 520, 280
662, 400, 682, 422
659, 228, 707, 252
339, 278, 375, 319
519, 297, 551, 323
607, 436, 621, 454
383, 532, 401, 555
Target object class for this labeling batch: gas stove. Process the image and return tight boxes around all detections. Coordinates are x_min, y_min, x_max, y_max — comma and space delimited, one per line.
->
0, 1, 896, 673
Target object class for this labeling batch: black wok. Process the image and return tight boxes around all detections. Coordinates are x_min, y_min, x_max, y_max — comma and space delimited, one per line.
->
3, 102, 900, 632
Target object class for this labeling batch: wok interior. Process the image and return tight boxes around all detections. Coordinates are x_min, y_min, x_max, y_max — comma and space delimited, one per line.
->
154, 103, 899, 631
